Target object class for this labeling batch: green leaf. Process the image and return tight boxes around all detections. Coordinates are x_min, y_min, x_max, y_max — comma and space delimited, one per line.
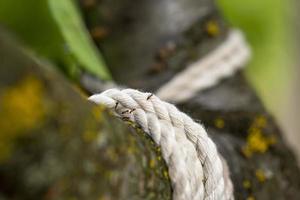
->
0, 0, 65, 60
48, 0, 111, 80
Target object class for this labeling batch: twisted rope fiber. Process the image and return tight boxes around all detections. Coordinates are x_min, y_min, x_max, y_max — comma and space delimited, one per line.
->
156, 29, 251, 103
89, 89, 233, 200
88, 28, 251, 200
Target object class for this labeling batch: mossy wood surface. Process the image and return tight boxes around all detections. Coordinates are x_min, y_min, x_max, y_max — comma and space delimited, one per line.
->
0, 30, 171, 200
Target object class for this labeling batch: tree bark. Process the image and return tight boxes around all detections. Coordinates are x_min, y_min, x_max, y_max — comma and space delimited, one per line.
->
0, 29, 171, 200
80, 0, 300, 199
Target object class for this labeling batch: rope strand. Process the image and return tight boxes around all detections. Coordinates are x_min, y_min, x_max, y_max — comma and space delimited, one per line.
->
89, 89, 233, 200
88, 28, 251, 199
156, 29, 251, 103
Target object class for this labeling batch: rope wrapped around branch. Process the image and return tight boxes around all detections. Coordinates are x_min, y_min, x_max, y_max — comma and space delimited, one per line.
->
89, 89, 233, 200
157, 29, 251, 103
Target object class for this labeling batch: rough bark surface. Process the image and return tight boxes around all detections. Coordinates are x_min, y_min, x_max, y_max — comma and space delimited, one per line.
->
0, 30, 171, 200
81, 0, 300, 199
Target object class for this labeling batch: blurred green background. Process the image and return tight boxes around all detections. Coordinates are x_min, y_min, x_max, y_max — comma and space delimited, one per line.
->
218, 0, 299, 160
218, 0, 294, 117
0, 0, 298, 159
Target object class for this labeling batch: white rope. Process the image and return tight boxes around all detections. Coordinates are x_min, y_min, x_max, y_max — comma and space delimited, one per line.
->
89, 89, 233, 200
156, 29, 251, 103
88, 29, 251, 200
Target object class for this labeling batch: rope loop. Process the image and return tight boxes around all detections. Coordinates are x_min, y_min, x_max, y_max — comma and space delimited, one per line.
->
89, 89, 233, 200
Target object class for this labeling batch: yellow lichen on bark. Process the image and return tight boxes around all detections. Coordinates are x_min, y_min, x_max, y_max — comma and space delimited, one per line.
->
82, 106, 105, 142
0, 75, 45, 161
242, 179, 251, 189
255, 169, 266, 183
205, 20, 220, 37
92, 105, 105, 121
214, 117, 225, 129
242, 115, 277, 158
246, 196, 255, 200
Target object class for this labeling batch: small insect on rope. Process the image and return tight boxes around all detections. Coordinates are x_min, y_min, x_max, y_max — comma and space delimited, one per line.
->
89, 89, 233, 200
